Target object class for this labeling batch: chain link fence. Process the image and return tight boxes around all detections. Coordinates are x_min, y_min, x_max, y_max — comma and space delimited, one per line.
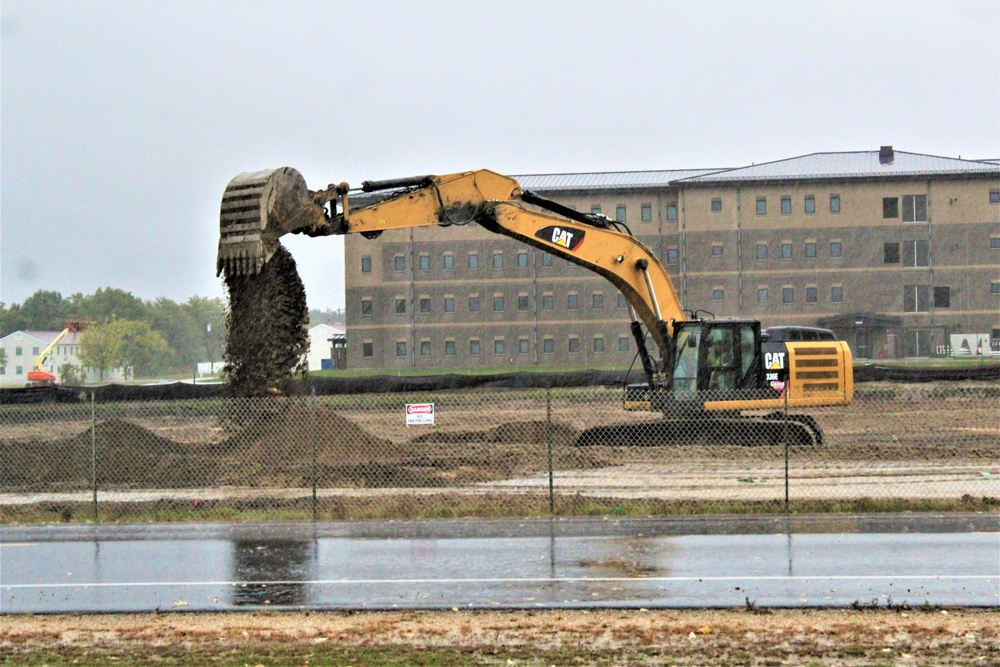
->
1, 381, 997, 524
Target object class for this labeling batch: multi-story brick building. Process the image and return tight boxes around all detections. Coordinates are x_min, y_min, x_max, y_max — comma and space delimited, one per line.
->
345, 148, 1000, 369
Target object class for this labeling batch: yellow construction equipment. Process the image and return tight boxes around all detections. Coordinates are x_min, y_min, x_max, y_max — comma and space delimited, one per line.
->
218, 168, 853, 445
26, 320, 88, 386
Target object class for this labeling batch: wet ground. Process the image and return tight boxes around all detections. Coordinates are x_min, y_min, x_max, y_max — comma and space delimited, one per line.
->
2, 514, 997, 613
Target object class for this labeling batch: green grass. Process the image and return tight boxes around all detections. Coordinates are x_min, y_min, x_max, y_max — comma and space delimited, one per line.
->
4, 494, 996, 526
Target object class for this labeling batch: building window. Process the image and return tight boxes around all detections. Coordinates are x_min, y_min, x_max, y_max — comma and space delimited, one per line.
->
470, 339, 481, 355
16, 365, 22, 375
782, 287, 794, 303
883, 197, 899, 218
806, 287, 818, 303
419, 254, 430, 270
781, 242, 792, 259
361, 256, 372, 273
991, 189, 1000, 204
420, 341, 431, 356
831, 286, 843, 303
781, 196, 791, 214
32, 346, 40, 356
542, 294, 554, 310
830, 194, 841, 213
616, 204, 627, 222
618, 294, 628, 308
567, 293, 579, 309
804, 196, 815, 214
15, 347, 23, 356
492, 252, 503, 268
443, 254, 455, 270
756, 244, 767, 260
543, 337, 554, 353
641, 204, 652, 222
395, 341, 407, 357
517, 251, 528, 267
902, 194, 927, 223
493, 295, 504, 311
934, 286, 951, 308
419, 297, 431, 313
394, 298, 406, 314
992, 282, 1000, 295
756, 197, 767, 215
758, 288, 769, 304
518, 294, 529, 311
618, 336, 630, 352
361, 299, 373, 315
711, 244, 724, 256
592, 293, 604, 309
884, 242, 900, 264
568, 337, 580, 354
518, 338, 529, 354
444, 297, 455, 313
494, 339, 505, 354
394, 255, 406, 271
830, 241, 842, 258
711, 198, 722, 212
666, 248, 679, 264
468, 295, 480, 312
712, 288, 724, 301
905, 240, 929, 267
991, 237, 1000, 249
362, 342, 374, 358
593, 337, 605, 352
904, 285, 929, 312
445, 340, 456, 356
542, 252, 553, 267
591, 204, 602, 215
666, 204, 678, 221
805, 242, 817, 259
468, 253, 479, 269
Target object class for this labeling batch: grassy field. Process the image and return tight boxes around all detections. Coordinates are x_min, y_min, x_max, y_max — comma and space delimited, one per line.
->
2, 608, 996, 666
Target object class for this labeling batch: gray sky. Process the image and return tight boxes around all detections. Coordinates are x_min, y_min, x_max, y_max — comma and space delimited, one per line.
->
2, 0, 998, 311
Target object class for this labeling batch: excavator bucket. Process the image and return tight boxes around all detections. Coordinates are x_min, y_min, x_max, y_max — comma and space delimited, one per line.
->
217, 167, 324, 277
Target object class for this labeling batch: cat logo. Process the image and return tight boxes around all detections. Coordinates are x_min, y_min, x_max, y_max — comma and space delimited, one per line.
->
764, 351, 786, 370
535, 225, 586, 252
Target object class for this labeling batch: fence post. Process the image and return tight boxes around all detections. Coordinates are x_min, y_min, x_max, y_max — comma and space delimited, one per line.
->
90, 391, 98, 524
310, 386, 318, 522
546, 384, 554, 515
783, 388, 789, 511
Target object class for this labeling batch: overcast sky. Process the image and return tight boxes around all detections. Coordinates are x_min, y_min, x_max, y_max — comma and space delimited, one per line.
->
2, 0, 998, 311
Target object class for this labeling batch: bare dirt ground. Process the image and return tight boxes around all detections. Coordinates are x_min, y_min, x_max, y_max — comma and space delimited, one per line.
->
2, 608, 997, 666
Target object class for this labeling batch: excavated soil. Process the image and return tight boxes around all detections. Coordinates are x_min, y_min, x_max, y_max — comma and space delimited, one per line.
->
223, 244, 309, 397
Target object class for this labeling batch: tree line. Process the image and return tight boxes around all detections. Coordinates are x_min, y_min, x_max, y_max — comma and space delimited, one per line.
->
1, 288, 226, 379
2, 289, 345, 380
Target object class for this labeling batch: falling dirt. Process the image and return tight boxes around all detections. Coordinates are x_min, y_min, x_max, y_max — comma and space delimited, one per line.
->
222, 244, 309, 397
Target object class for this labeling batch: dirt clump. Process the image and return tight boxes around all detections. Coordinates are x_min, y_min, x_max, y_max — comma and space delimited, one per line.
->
223, 244, 309, 397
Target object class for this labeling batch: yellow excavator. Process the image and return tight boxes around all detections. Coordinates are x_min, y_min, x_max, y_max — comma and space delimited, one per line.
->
217, 168, 853, 445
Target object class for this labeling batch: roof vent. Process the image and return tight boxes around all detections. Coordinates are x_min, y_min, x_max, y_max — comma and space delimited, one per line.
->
879, 145, 895, 165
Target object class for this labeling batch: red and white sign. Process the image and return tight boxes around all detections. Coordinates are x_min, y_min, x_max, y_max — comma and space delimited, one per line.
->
405, 403, 435, 425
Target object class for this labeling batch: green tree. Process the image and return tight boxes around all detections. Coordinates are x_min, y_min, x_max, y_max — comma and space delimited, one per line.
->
1, 302, 28, 337
78, 320, 172, 381
78, 325, 121, 382
184, 296, 226, 364
81, 287, 147, 324
148, 297, 200, 372
18, 290, 68, 331
0, 348, 7, 370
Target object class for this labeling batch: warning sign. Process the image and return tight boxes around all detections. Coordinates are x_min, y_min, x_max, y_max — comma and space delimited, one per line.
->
405, 403, 435, 425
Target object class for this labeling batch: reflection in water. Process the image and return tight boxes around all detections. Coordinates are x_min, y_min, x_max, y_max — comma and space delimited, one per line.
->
231, 539, 316, 606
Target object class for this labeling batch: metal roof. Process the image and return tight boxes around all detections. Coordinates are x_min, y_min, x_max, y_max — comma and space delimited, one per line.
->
513, 169, 725, 191
676, 150, 1000, 184
1, 330, 82, 345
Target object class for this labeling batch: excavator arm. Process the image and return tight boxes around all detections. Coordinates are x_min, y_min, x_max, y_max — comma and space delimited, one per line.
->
217, 167, 686, 386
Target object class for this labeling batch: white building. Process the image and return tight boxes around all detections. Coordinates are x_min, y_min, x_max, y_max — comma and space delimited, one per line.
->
0, 329, 118, 385
305, 323, 347, 371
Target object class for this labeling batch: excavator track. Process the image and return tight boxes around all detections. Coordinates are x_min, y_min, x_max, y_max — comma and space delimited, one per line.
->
575, 413, 823, 447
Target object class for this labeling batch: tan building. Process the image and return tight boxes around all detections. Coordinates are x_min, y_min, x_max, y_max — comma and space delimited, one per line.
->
345, 148, 1000, 368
